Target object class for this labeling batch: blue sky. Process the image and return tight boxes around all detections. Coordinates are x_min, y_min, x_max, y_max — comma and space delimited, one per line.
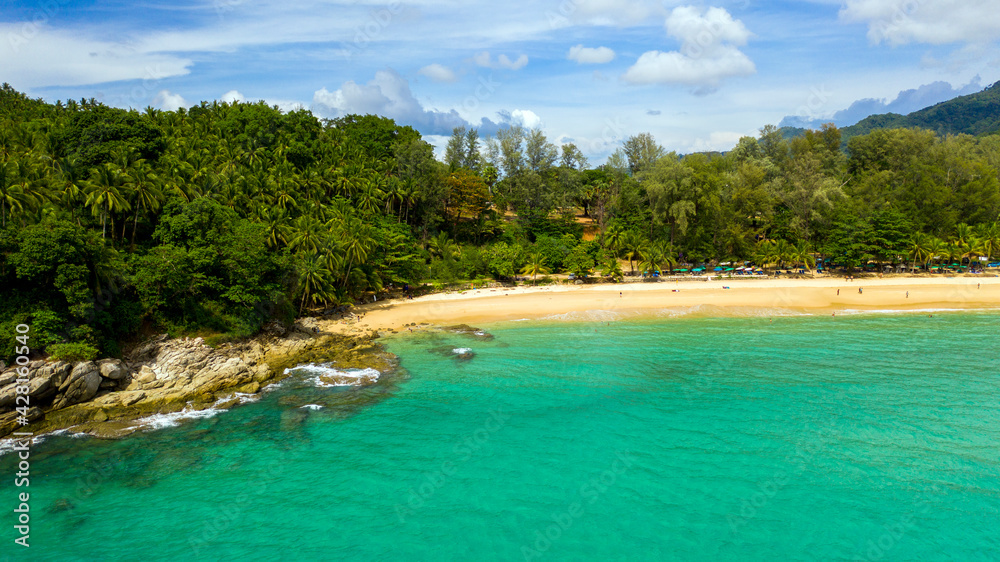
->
3, 0, 999, 161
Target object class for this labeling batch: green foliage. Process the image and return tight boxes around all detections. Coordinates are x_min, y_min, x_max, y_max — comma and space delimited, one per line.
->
59, 106, 166, 167
482, 242, 522, 279
1, 82, 1000, 361
564, 244, 595, 277
47, 342, 99, 362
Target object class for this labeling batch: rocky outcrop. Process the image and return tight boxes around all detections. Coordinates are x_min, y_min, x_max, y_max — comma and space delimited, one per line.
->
0, 322, 388, 438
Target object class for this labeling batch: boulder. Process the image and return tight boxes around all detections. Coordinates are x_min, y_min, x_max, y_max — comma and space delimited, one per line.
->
0, 384, 17, 410
98, 359, 128, 380
0, 369, 16, 389
52, 362, 102, 409
27, 362, 73, 402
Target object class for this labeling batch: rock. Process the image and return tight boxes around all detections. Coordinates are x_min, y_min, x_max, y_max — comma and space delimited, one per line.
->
98, 359, 128, 380
52, 362, 102, 409
237, 381, 260, 394
0, 369, 16, 388
92, 409, 108, 422
0, 384, 17, 410
99, 379, 120, 390
136, 366, 157, 385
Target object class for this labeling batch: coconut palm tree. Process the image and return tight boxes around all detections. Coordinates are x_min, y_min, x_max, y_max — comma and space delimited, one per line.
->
0, 159, 27, 228
622, 231, 642, 275
788, 241, 816, 272
85, 163, 131, 239
601, 255, 624, 281
297, 251, 335, 314
908, 232, 932, 270
124, 163, 162, 248
924, 236, 946, 270
520, 252, 550, 284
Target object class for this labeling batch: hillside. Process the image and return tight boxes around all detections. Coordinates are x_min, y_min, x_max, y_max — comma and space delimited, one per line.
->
781, 80, 1000, 145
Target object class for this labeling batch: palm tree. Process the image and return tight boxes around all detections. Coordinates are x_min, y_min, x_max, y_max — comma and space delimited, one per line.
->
622, 231, 642, 275
601, 255, 624, 281
85, 163, 131, 239
297, 251, 334, 314
924, 236, 946, 270
908, 232, 932, 271
288, 216, 325, 254
0, 159, 28, 228
520, 252, 550, 284
124, 164, 162, 248
788, 241, 816, 273
53, 156, 87, 225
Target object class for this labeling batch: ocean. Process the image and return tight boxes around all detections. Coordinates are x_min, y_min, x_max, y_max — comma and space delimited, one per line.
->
2, 310, 999, 561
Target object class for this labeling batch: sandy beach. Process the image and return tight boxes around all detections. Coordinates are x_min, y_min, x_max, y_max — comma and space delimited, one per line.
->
320, 275, 1000, 333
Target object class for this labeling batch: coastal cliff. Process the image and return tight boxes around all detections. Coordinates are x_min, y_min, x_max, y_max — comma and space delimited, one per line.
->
0, 318, 391, 439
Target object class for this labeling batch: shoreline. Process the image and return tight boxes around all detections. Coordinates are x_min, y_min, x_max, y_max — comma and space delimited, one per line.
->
323, 275, 1000, 333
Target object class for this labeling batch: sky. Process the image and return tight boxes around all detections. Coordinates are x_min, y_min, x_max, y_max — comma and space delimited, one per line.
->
2, 0, 999, 162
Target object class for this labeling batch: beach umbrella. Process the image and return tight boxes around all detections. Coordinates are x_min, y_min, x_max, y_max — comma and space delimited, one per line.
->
676, 268, 689, 272
692, 268, 704, 272
725, 267, 735, 271
713, 267, 723, 271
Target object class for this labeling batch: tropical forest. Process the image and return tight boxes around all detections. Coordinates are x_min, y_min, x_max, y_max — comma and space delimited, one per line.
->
2, 82, 1000, 362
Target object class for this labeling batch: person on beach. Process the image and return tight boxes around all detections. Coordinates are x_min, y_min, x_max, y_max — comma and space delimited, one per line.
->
858, 287, 863, 294
906, 291, 909, 298
837, 289, 840, 296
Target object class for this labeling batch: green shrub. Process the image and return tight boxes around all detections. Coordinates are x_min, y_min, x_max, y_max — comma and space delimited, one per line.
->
47, 342, 100, 362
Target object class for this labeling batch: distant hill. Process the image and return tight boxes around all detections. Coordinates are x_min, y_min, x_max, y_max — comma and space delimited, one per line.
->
780, 80, 1000, 146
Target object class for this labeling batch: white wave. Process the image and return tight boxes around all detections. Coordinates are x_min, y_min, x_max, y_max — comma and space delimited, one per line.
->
0, 435, 45, 457
300, 404, 324, 410
453, 348, 473, 355
130, 406, 224, 430
474, 330, 487, 336
212, 392, 259, 407
835, 307, 992, 316
285, 363, 381, 387
540, 309, 623, 322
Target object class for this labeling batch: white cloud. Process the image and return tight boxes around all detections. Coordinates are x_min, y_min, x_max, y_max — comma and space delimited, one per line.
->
554, 0, 662, 27
311, 69, 468, 135
780, 76, 984, 129
418, 63, 457, 83
0, 24, 191, 88
840, 0, 1000, 46
152, 90, 188, 112
220, 90, 246, 103
623, 6, 755, 90
498, 109, 543, 129
685, 131, 747, 153
568, 45, 616, 64
473, 51, 529, 70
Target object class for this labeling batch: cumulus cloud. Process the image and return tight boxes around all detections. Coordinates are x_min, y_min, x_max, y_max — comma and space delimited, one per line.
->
473, 51, 529, 70
311, 69, 470, 135
568, 45, 616, 64
622, 6, 755, 91
418, 63, 457, 83
497, 109, 543, 129
220, 90, 246, 103
0, 24, 191, 88
647, 109, 662, 116
779, 77, 984, 129
840, 0, 1000, 46
152, 90, 188, 111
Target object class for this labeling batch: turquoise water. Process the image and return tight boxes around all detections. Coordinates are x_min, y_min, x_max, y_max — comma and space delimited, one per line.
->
3, 311, 1000, 561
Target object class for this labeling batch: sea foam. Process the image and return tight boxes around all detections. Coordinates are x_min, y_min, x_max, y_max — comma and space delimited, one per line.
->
285, 363, 381, 387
